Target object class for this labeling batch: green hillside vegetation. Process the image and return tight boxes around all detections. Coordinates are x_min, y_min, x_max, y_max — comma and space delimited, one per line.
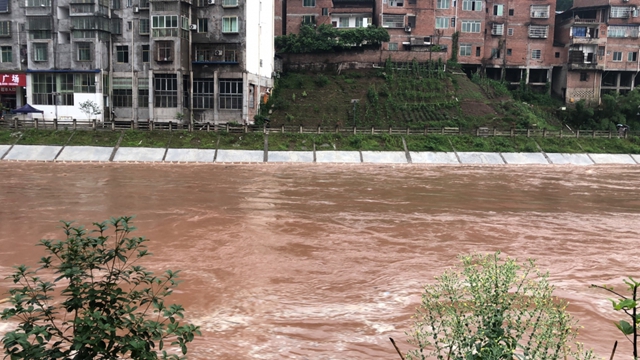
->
263, 60, 563, 130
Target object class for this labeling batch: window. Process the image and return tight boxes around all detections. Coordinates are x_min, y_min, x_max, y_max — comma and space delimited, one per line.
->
139, 18, 149, 34
222, 16, 238, 33
34, 43, 47, 61
531, 49, 541, 59
0, 46, 10, 62
476, 46, 480, 56
303, 0, 315, 6
607, 26, 637, 38
629, 52, 638, 62
181, 16, 189, 30
142, 44, 149, 62
222, 0, 237, 6
356, 17, 364, 27
389, 0, 403, 6
613, 51, 622, 61
435, 17, 449, 29
491, 23, 503, 35
26, 0, 50, 6
530, 5, 549, 18
493, 4, 503, 16
197, 0, 205, 6
116, 45, 129, 63
507, 28, 513, 36
382, 14, 404, 28
197, 18, 208, 32
0, 21, 10, 37
154, 74, 177, 107
580, 72, 588, 81
508, 8, 514, 16
111, 0, 120, 9
58, 74, 73, 106
32, 73, 54, 105
152, 15, 178, 37
0, 0, 8, 12
73, 73, 95, 93
506, 48, 512, 56
461, 20, 481, 33
451, 17, 455, 27
138, 78, 148, 108
112, 78, 132, 107
193, 79, 214, 109
491, 48, 500, 58
462, 0, 482, 11
322, 8, 328, 15
219, 79, 242, 110
528, 25, 548, 38
610, 6, 631, 18
302, 15, 315, 25
31, 31, 51, 40
460, 44, 471, 56
339, 17, 349, 28
156, 41, 173, 61
224, 50, 236, 62
436, 0, 449, 9
555, 52, 560, 58
77, 43, 91, 61
388, 42, 398, 51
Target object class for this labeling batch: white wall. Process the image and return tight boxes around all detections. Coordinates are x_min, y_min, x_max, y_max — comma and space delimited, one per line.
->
245, 0, 274, 80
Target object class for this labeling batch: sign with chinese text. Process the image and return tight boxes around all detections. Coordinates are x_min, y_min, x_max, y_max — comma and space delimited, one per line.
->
0, 86, 16, 94
0, 74, 25, 87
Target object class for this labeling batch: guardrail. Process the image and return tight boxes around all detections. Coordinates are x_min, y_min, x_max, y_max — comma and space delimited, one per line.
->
0, 119, 631, 139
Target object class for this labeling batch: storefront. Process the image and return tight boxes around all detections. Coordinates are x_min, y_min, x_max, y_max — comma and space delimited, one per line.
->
0, 73, 26, 114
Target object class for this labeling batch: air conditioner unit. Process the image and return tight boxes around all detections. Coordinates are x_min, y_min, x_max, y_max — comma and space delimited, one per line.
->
133, 5, 139, 12
189, 24, 197, 30
208, 0, 214, 4
214, 50, 223, 56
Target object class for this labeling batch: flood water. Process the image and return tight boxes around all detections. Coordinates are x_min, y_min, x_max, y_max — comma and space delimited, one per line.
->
0, 162, 639, 359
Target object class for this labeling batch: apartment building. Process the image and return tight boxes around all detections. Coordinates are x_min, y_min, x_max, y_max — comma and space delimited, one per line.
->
0, 0, 273, 124
552, 0, 640, 104
276, 0, 376, 36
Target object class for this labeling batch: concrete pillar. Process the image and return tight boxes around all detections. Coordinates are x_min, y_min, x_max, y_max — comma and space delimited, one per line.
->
148, 69, 154, 122
213, 70, 219, 124
525, 68, 530, 84
616, 72, 621, 94
242, 72, 248, 124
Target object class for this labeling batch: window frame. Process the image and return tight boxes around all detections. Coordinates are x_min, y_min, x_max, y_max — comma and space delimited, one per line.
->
628, 51, 638, 62
528, 25, 549, 38
33, 43, 48, 62
436, 0, 449, 9
77, 42, 91, 61
193, 78, 214, 109
116, 45, 129, 63
154, 73, 178, 108
139, 18, 150, 35
461, 20, 481, 33
218, 79, 242, 110
459, 43, 471, 56
0, 45, 11, 62
493, 4, 503, 16
302, 0, 315, 7
435, 17, 449, 29
222, 16, 238, 33
613, 51, 623, 61
382, 14, 405, 28
531, 49, 541, 59
197, 18, 208, 33
0, 20, 11, 37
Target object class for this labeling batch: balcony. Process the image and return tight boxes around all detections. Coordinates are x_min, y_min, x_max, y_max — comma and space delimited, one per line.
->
571, 36, 600, 44
573, 18, 599, 25
568, 50, 603, 70
25, 6, 52, 15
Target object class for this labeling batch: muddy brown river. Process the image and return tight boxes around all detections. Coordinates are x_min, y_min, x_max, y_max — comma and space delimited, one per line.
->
0, 162, 639, 359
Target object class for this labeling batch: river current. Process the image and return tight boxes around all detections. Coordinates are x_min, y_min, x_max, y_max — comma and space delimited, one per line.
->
0, 162, 639, 359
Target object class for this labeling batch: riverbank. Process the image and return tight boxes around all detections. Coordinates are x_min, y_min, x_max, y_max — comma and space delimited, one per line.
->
1, 143, 638, 165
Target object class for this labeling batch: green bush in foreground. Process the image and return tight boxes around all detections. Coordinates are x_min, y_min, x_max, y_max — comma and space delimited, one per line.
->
1, 217, 200, 360
406, 252, 595, 360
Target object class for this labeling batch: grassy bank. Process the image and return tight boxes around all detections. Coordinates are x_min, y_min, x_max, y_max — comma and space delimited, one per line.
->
1, 129, 640, 154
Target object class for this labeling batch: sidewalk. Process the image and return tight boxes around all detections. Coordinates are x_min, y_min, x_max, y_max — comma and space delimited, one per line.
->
1, 144, 639, 165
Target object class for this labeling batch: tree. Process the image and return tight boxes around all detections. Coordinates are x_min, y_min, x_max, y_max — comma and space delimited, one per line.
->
406, 252, 594, 360
79, 100, 102, 122
1, 216, 200, 360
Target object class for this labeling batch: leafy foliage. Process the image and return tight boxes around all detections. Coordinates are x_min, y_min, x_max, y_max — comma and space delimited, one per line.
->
592, 277, 640, 359
78, 100, 102, 121
406, 252, 595, 360
275, 24, 390, 53
1, 217, 200, 360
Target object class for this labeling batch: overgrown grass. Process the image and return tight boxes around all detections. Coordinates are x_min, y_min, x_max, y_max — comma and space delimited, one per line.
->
0, 130, 16, 145
406, 135, 453, 152
120, 131, 171, 148
577, 137, 640, 154
450, 135, 540, 152
168, 131, 219, 149
268, 133, 315, 151
217, 132, 265, 150
67, 131, 121, 147
17, 129, 73, 145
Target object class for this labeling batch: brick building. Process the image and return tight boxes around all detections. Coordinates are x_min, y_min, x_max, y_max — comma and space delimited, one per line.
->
552, 0, 640, 104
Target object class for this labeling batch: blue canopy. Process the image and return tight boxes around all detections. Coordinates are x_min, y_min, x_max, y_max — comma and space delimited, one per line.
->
11, 104, 44, 114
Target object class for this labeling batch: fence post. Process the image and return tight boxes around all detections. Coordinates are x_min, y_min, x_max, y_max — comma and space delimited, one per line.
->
372, 126, 375, 135
625, 131, 628, 139
34, 119, 38, 130
206, 122, 210, 132
424, 125, 428, 136
542, 128, 547, 138
317, 125, 321, 134
335, 125, 339, 133
299, 125, 302, 134
169, 121, 173, 132
406, 127, 410, 135
510, 128, 514, 137
441, 126, 444, 135
92, 119, 96, 130
476, 128, 479, 136
458, 127, 462, 135
130, 120, 134, 130
150, 120, 154, 131
281, 125, 285, 133
243, 124, 248, 133
559, 128, 563, 138
13, 118, 17, 129
53, 118, 58, 130
226, 123, 229, 132
527, 129, 530, 138
576, 129, 579, 138
353, 126, 356, 135
493, 127, 497, 137
73, 119, 77, 130
389, 126, 392, 135
609, 130, 612, 139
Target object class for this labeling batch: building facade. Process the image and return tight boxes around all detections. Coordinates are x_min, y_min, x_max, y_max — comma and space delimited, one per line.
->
553, 0, 640, 104
0, 0, 273, 123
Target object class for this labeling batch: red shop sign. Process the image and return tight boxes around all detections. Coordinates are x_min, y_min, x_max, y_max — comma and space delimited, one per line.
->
0, 86, 16, 94
0, 74, 25, 87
